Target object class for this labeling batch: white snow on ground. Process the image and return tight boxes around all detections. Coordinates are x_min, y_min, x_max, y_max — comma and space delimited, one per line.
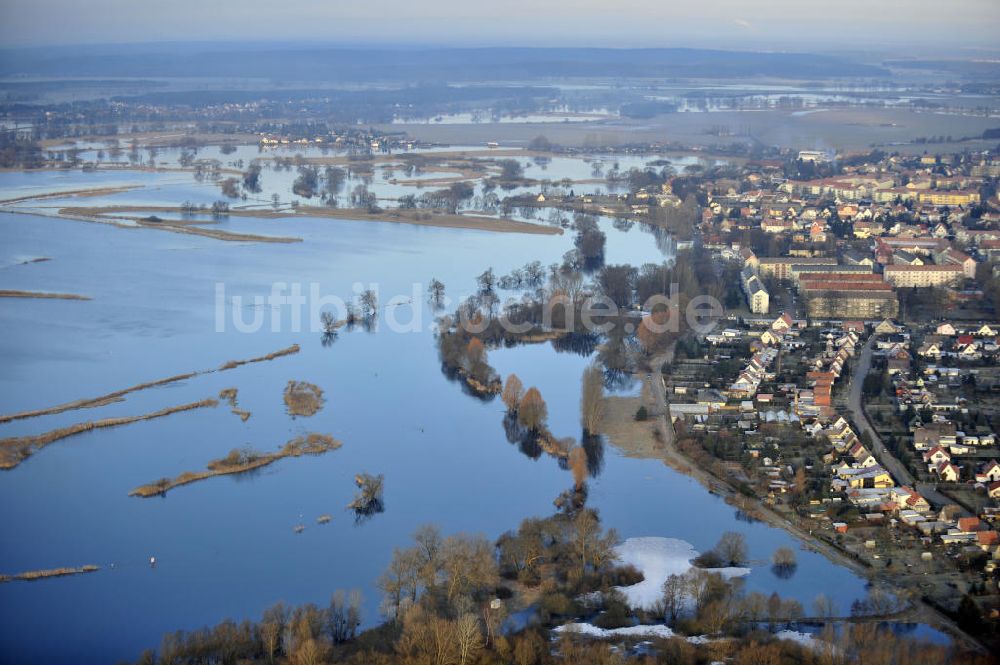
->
553, 623, 675, 639
553, 537, 756, 644
613, 537, 751, 610
553, 623, 724, 645
775, 630, 834, 653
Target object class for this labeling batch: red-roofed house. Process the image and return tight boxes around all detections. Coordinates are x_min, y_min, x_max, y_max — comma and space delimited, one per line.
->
771, 313, 793, 333
958, 517, 981, 533
923, 446, 951, 467
978, 531, 999, 549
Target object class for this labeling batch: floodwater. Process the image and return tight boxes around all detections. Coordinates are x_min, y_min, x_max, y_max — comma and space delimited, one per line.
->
0, 155, 942, 663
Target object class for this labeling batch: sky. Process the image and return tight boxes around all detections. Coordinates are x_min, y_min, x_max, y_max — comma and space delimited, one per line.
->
0, 0, 998, 53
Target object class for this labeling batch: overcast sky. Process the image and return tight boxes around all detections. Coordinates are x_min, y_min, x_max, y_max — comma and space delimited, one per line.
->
1, 0, 998, 53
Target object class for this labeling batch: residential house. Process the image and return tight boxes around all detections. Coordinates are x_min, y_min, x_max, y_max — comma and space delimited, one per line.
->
974, 461, 1000, 484
936, 461, 961, 482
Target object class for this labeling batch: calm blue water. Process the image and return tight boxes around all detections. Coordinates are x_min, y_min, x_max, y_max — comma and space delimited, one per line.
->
0, 167, 936, 664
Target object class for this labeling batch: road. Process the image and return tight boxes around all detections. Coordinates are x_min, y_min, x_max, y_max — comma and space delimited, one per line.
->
846, 335, 915, 486
648, 346, 676, 449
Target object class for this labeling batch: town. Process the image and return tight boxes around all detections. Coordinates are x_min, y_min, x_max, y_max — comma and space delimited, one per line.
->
611, 147, 1000, 636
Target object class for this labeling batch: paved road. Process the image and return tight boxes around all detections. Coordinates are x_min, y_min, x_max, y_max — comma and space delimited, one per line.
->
846, 335, 915, 486
649, 347, 676, 449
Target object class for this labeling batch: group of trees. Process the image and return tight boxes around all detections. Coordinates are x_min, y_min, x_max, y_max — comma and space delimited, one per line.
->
348, 473, 385, 520
496, 509, 621, 591
496, 159, 525, 181
243, 162, 263, 193
378, 525, 498, 620
417, 181, 476, 214
134, 592, 362, 665
128, 507, 972, 665
496, 261, 546, 291
572, 214, 606, 270
692, 531, 749, 568
350, 184, 378, 212
293, 165, 320, 198
0, 133, 43, 169
438, 332, 501, 394
501, 374, 549, 434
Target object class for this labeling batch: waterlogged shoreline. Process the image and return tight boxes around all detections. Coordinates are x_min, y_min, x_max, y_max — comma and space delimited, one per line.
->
0, 399, 219, 470
0, 185, 143, 206
0, 290, 91, 300
129, 433, 341, 497
0, 565, 100, 584
0, 344, 300, 424
50, 204, 561, 238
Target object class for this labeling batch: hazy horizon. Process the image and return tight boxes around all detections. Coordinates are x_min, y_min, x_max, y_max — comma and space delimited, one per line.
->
1, 0, 998, 55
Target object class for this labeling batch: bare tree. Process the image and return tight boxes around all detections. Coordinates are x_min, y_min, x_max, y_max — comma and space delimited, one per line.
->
320, 311, 343, 336
661, 573, 685, 625
428, 278, 446, 309
328, 589, 362, 644
715, 531, 748, 566
441, 534, 498, 603
359, 289, 378, 319
396, 605, 459, 665
413, 524, 444, 589
568, 446, 588, 490
378, 546, 421, 620
771, 546, 797, 578
517, 388, 548, 432
570, 509, 618, 577
742, 591, 769, 626
260, 621, 281, 664
455, 613, 484, 665
502, 374, 524, 412
813, 593, 836, 619
289, 638, 326, 665
780, 598, 804, 627
476, 268, 496, 294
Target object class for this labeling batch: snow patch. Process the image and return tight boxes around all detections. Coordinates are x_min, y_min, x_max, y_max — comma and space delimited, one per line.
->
553, 622, 675, 639
614, 537, 750, 610
775, 630, 826, 651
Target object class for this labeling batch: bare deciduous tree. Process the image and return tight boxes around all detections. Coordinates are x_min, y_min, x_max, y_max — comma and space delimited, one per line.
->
568, 446, 588, 490
359, 289, 378, 319
502, 374, 524, 412
813, 593, 836, 619
428, 278, 446, 309
661, 573, 685, 625
517, 388, 548, 432
715, 531, 748, 566
570, 509, 618, 577
455, 613, 484, 665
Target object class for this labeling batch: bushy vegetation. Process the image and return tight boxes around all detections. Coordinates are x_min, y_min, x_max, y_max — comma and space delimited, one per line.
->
128, 508, 972, 665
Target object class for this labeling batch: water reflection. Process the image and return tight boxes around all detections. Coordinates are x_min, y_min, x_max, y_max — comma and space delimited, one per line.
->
550, 331, 601, 356
771, 562, 798, 580
581, 433, 605, 478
